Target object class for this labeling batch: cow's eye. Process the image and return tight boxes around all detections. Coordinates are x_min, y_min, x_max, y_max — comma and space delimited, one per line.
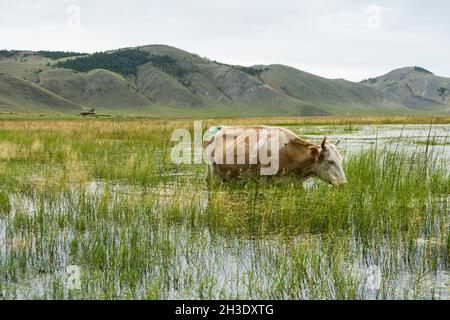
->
327, 160, 335, 165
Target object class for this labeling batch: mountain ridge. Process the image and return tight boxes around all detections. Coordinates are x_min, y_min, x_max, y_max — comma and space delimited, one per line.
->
0, 45, 449, 116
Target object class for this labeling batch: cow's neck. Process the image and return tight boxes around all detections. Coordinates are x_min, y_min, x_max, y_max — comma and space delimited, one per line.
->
280, 137, 319, 179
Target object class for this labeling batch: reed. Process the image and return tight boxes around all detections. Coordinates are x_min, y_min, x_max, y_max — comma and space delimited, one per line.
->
0, 118, 448, 299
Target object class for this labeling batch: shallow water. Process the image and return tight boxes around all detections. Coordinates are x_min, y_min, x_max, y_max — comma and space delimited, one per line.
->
291, 124, 450, 165
0, 124, 449, 299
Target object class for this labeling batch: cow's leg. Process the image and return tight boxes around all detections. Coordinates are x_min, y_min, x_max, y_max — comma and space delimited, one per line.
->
205, 163, 223, 189
205, 163, 216, 181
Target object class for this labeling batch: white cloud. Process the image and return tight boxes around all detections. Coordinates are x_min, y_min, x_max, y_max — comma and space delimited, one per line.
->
0, 0, 449, 81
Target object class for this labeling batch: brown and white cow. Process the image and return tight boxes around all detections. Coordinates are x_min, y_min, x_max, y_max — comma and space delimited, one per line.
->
203, 126, 346, 186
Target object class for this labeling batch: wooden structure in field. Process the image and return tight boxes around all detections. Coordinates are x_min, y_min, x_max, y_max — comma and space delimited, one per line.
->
80, 108, 96, 116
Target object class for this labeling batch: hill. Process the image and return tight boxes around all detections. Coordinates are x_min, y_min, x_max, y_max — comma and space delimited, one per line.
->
361, 67, 450, 111
0, 73, 81, 112
0, 46, 449, 116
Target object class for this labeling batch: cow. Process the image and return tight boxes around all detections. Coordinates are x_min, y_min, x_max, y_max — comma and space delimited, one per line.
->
203, 126, 347, 186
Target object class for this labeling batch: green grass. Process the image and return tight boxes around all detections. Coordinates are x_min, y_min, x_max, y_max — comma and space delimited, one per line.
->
414, 137, 449, 146
293, 123, 362, 135
0, 119, 448, 299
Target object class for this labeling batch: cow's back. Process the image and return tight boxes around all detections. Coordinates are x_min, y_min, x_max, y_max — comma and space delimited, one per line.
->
203, 125, 308, 177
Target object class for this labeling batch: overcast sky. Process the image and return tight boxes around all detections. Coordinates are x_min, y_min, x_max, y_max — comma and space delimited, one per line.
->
1, 0, 449, 81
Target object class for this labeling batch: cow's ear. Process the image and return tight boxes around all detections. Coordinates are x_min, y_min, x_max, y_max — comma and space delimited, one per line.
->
308, 146, 320, 160
335, 140, 341, 146
321, 135, 327, 150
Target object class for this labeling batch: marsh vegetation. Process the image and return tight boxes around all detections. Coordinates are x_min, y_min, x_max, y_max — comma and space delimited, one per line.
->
0, 117, 448, 299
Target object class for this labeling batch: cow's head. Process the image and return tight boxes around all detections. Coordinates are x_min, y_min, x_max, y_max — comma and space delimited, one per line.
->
308, 136, 346, 186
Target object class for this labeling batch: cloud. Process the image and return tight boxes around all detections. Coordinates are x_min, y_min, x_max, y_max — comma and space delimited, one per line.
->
0, 0, 449, 81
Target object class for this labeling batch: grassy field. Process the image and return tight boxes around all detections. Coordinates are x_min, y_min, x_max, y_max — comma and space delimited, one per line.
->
0, 116, 448, 299
1, 113, 450, 123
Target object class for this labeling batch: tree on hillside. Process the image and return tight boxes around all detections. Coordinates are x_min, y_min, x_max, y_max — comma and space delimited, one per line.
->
56, 49, 191, 79
437, 87, 448, 102
56, 49, 152, 76
37, 51, 85, 60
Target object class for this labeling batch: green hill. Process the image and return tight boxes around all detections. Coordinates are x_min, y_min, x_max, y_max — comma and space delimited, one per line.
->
256, 64, 408, 113
38, 68, 152, 108
361, 66, 450, 112
0, 73, 81, 112
0, 46, 449, 116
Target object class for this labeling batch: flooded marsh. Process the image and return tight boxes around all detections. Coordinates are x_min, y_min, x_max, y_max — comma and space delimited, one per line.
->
0, 118, 449, 299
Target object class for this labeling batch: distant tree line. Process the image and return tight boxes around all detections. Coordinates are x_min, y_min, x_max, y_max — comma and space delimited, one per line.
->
360, 78, 378, 84
56, 49, 191, 78
57, 49, 150, 76
437, 87, 448, 102
235, 66, 267, 77
55, 48, 267, 83
0, 50, 86, 60
207, 59, 267, 77
414, 66, 433, 74
0, 50, 19, 58
148, 54, 188, 78
37, 51, 85, 60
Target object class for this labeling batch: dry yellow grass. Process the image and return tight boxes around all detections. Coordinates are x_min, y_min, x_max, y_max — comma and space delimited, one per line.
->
0, 141, 19, 160
0, 115, 448, 133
